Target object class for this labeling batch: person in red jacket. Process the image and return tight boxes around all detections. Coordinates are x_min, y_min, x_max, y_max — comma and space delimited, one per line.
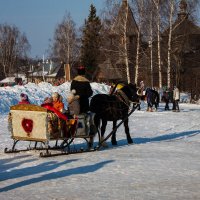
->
18, 93, 30, 104
41, 97, 67, 121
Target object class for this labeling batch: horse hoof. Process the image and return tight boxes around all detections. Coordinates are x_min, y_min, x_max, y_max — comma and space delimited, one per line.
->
88, 142, 93, 149
112, 141, 117, 146
101, 142, 109, 148
128, 140, 133, 144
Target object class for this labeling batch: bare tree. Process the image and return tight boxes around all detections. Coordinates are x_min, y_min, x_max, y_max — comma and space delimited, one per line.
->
130, 0, 145, 85
122, 0, 131, 83
101, 0, 138, 83
166, 0, 175, 88
152, 0, 163, 89
50, 12, 79, 67
0, 24, 30, 77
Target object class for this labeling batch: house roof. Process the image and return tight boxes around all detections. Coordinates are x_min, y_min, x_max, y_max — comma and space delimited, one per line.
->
97, 59, 123, 80
110, 0, 139, 36
29, 61, 63, 78
163, 18, 200, 36
0, 77, 15, 83
0, 75, 26, 83
162, 0, 200, 37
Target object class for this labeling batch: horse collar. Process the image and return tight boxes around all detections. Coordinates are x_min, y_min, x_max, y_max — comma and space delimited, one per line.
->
115, 90, 130, 107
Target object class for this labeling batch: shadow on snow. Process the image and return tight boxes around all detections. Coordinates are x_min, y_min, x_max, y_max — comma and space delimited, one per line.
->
109, 129, 200, 147
0, 160, 114, 192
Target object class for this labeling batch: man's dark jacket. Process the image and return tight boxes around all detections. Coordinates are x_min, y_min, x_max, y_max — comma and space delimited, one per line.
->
70, 75, 93, 113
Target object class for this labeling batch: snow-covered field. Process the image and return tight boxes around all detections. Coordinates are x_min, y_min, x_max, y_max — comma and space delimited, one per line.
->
0, 82, 200, 200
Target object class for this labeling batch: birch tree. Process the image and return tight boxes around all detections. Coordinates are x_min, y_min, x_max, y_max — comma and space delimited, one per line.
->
152, 0, 162, 89
131, 0, 145, 85
167, 0, 175, 88
122, 0, 130, 83
101, 0, 136, 83
149, 7, 154, 87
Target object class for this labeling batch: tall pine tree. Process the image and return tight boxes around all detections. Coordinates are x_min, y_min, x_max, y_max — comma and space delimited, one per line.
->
81, 4, 102, 80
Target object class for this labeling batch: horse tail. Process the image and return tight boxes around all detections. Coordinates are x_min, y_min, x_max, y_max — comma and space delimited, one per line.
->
156, 91, 160, 104
94, 114, 100, 130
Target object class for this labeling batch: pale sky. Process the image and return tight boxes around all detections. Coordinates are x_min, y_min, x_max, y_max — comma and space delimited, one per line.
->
0, 0, 104, 58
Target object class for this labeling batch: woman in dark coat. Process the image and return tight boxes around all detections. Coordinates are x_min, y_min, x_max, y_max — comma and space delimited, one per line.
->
70, 66, 93, 113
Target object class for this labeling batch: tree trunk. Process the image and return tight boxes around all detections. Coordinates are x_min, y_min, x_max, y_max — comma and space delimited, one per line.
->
135, 0, 144, 85
150, 10, 153, 88
124, 0, 130, 83
157, 1, 162, 89
167, 0, 174, 88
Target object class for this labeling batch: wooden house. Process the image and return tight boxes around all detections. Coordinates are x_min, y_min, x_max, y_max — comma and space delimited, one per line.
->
96, 0, 140, 83
144, 0, 200, 96
27, 61, 65, 84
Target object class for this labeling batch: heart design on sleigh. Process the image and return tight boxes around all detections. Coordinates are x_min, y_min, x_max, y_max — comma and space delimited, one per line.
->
21, 118, 33, 136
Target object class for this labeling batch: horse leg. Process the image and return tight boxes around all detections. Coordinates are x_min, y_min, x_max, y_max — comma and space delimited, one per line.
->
111, 121, 117, 145
100, 119, 108, 147
88, 114, 99, 148
124, 118, 133, 144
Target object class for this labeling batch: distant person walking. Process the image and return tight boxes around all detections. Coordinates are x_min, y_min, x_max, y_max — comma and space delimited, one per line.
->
163, 89, 170, 110
172, 86, 180, 112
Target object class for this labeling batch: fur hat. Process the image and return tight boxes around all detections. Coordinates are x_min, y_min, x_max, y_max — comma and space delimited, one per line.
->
20, 93, 28, 101
52, 92, 59, 98
52, 92, 63, 102
67, 90, 79, 104
77, 66, 85, 75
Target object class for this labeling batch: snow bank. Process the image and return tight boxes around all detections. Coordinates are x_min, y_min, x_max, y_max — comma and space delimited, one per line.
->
0, 82, 110, 114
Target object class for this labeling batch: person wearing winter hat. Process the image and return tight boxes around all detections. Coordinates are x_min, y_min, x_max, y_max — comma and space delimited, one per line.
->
52, 92, 65, 112
67, 89, 80, 116
77, 65, 86, 75
18, 93, 30, 104
41, 96, 67, 121
70, 66, 93, 113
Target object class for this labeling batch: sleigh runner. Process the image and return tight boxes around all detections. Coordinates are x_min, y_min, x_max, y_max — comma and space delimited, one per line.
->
6, 104, 99, 157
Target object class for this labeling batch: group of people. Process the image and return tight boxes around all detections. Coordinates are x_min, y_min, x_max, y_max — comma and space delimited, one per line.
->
162, 86, 180, 112
18, 66, 93, 120
138, 81, 181, 112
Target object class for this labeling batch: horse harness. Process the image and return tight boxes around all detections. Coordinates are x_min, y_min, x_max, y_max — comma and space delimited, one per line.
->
114, 89, 130, 108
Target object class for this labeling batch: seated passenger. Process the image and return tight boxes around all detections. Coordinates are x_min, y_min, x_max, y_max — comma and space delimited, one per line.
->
52, 92, 65, 113
41, 97, 67, 121
18, 93, 30, 104
67, 89, 80, 116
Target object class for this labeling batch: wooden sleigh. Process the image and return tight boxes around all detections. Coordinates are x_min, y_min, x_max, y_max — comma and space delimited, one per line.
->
5, 104, 100, 157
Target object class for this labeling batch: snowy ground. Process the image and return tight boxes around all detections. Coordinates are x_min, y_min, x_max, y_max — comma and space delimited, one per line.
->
0, 83, 200, 200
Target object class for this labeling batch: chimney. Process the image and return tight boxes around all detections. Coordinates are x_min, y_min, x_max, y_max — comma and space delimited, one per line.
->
65, 64, 71, 81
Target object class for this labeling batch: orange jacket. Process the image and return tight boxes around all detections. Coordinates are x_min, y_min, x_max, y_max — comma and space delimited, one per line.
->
41, 103, 67, 120
53, 100, 64, 112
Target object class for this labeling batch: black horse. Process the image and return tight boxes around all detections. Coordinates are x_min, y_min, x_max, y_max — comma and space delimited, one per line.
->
89, 83, 139, 147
